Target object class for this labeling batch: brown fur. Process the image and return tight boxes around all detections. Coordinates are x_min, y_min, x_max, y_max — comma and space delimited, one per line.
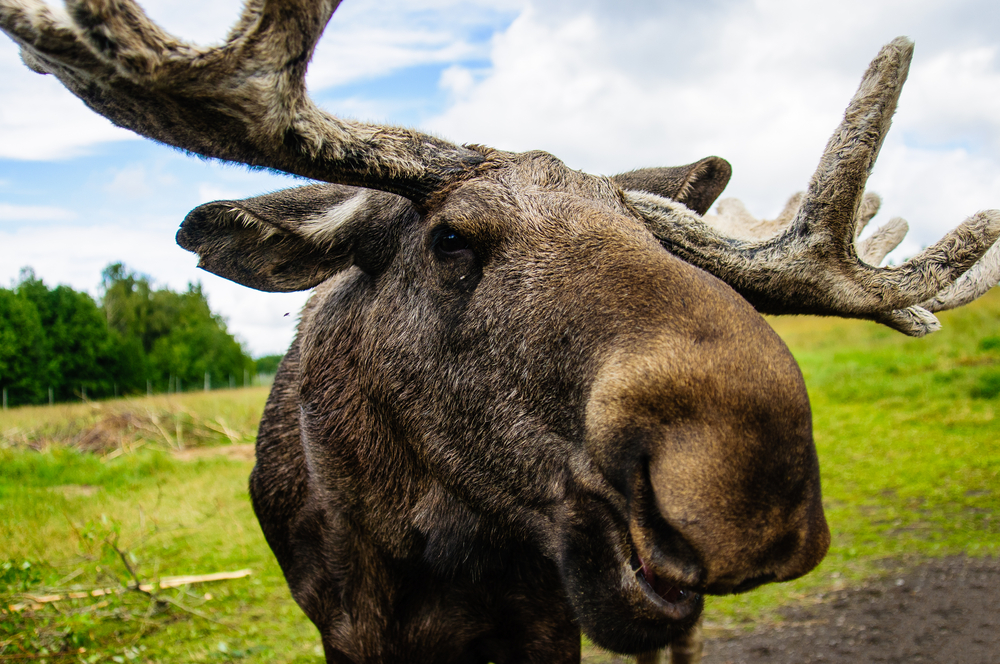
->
178, 151, 830, 661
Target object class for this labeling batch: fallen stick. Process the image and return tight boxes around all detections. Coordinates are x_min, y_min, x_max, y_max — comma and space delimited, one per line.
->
7, 569, 253, 611
0, 653, 83, 661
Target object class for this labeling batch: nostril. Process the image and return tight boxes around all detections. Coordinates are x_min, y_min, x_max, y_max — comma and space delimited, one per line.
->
763, 530, 802, 569
629, 461, 704, 588
731, 573, 776, 594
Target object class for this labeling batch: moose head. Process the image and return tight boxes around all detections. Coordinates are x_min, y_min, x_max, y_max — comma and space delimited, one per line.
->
3, 1, 997, 661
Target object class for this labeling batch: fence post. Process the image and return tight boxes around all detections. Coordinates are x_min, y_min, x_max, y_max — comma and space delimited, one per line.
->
48, 387, 53, 406
177, 378, 182, 393
204, 372, 210, 392
2, 388, 7, 411
244, 369, 249, 388
229, 374, 235, 389
147, 380, 152, 397
82, 385, 87, 401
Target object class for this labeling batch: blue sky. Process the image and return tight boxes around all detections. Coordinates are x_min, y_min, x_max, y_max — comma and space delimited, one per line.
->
2, 0, 999, 356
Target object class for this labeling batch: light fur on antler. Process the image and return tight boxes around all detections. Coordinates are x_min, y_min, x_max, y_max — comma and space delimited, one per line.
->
0, 0, 486, 202
629, 37, 1000, 337
701, 190, 1000, 335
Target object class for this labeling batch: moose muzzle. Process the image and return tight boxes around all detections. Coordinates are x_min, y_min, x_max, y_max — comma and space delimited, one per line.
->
585, 282, 830, 602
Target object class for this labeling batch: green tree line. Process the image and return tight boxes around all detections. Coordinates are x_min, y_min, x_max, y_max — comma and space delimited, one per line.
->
0, 264, 257, 407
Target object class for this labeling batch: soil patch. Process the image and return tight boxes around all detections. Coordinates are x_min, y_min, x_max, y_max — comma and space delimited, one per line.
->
703, 556, 1000, 664
172, 443, 256, 462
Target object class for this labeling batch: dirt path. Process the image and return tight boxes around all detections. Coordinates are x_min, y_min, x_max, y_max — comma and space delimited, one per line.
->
702, 556, 1000, 664
172, 442, 256, 462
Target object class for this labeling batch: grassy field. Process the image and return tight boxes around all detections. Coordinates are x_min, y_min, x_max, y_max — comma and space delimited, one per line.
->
2, 290, 999, 662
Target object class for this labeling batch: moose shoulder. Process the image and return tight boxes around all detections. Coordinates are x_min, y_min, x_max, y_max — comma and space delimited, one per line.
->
3, 2, 998, 663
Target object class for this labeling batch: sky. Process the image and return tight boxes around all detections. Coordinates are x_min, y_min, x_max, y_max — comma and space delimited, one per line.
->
1, 0, 999, 357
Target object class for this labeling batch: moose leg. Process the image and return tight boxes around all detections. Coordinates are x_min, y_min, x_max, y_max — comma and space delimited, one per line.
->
635, 617, 702, 664
666, 618, 703, 664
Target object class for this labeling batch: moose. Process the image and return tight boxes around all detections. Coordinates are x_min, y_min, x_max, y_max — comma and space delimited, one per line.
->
3, 1, 998, 662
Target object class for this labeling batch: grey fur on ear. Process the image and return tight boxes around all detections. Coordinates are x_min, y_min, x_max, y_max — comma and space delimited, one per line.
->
612, 156, 732, 215
177, 184, 415, 292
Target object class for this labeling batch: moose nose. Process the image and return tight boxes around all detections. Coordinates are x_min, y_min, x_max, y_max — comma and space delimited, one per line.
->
625, 335, 831, 592
585, 285, 830, 595
646, 429, 830, 594
626, 421, 830, 597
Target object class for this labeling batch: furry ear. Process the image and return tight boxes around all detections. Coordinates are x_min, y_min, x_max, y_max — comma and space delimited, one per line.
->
176, 184, 415, 292
612, 156, 732, 215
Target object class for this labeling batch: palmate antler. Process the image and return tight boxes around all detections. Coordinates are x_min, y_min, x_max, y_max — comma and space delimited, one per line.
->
628, 38, 1000, 336
0, 0, 486, 203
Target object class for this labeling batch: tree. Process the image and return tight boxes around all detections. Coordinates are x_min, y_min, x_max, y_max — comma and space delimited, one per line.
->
16, 269, 120, 401
0, 286, 46, 406
255, 354, 284, 375
100, 264, 254, 392
0, 264, 254, 405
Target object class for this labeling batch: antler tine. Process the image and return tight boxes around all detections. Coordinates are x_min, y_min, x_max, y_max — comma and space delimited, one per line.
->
875, 307, 941, 337
792, 38, 913, 257
854, 192, 882, 239
631, 37, 1000, 331
857, 216, 907, 266
780, 37, 1000, 312
921, 240, 1000, 313
694, 187, 1000, 337
0, 0, 486, 204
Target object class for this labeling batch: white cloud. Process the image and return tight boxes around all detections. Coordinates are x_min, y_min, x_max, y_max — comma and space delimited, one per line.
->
122, 0, 247, 46
196, 183, 244, 204
426, 0, 1000, 237
898, 45, 1000, 154
198, 280, 311, 357
306, 0, 525, 91
308, 25, 481, 90
0, 202, 76, 222
0, 43, 137, 160
104, 165, 153, 198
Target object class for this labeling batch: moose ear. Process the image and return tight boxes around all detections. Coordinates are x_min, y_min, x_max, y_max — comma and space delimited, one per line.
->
612, 156, 732, 215
176, 184, 415, 292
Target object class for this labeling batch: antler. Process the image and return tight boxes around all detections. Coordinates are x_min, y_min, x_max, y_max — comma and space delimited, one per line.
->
629, 38, 1000, 336
0, 0, 486, 203
701, 191, 1000, 335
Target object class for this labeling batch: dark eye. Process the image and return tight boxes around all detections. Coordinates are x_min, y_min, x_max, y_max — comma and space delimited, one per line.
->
434, 229, 471, 257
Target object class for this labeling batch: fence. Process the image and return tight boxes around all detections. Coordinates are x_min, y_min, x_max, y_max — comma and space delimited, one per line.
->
0, 371, 269, 410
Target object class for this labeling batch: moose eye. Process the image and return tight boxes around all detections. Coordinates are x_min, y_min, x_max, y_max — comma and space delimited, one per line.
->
434, 229, 471, 257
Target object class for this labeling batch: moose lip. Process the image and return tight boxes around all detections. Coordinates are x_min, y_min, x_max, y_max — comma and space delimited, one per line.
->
629, 550, 700, 619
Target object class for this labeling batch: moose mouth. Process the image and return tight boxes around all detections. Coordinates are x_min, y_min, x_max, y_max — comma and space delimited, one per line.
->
629, 549, 701, 620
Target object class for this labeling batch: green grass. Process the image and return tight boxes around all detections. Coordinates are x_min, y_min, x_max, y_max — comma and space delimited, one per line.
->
0, 447, 322, 663
2, 291, 999, 660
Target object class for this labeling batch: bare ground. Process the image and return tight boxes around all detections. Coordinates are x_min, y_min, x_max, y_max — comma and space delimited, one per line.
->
702, 556, 1000, 664
172, 442, 256, 462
